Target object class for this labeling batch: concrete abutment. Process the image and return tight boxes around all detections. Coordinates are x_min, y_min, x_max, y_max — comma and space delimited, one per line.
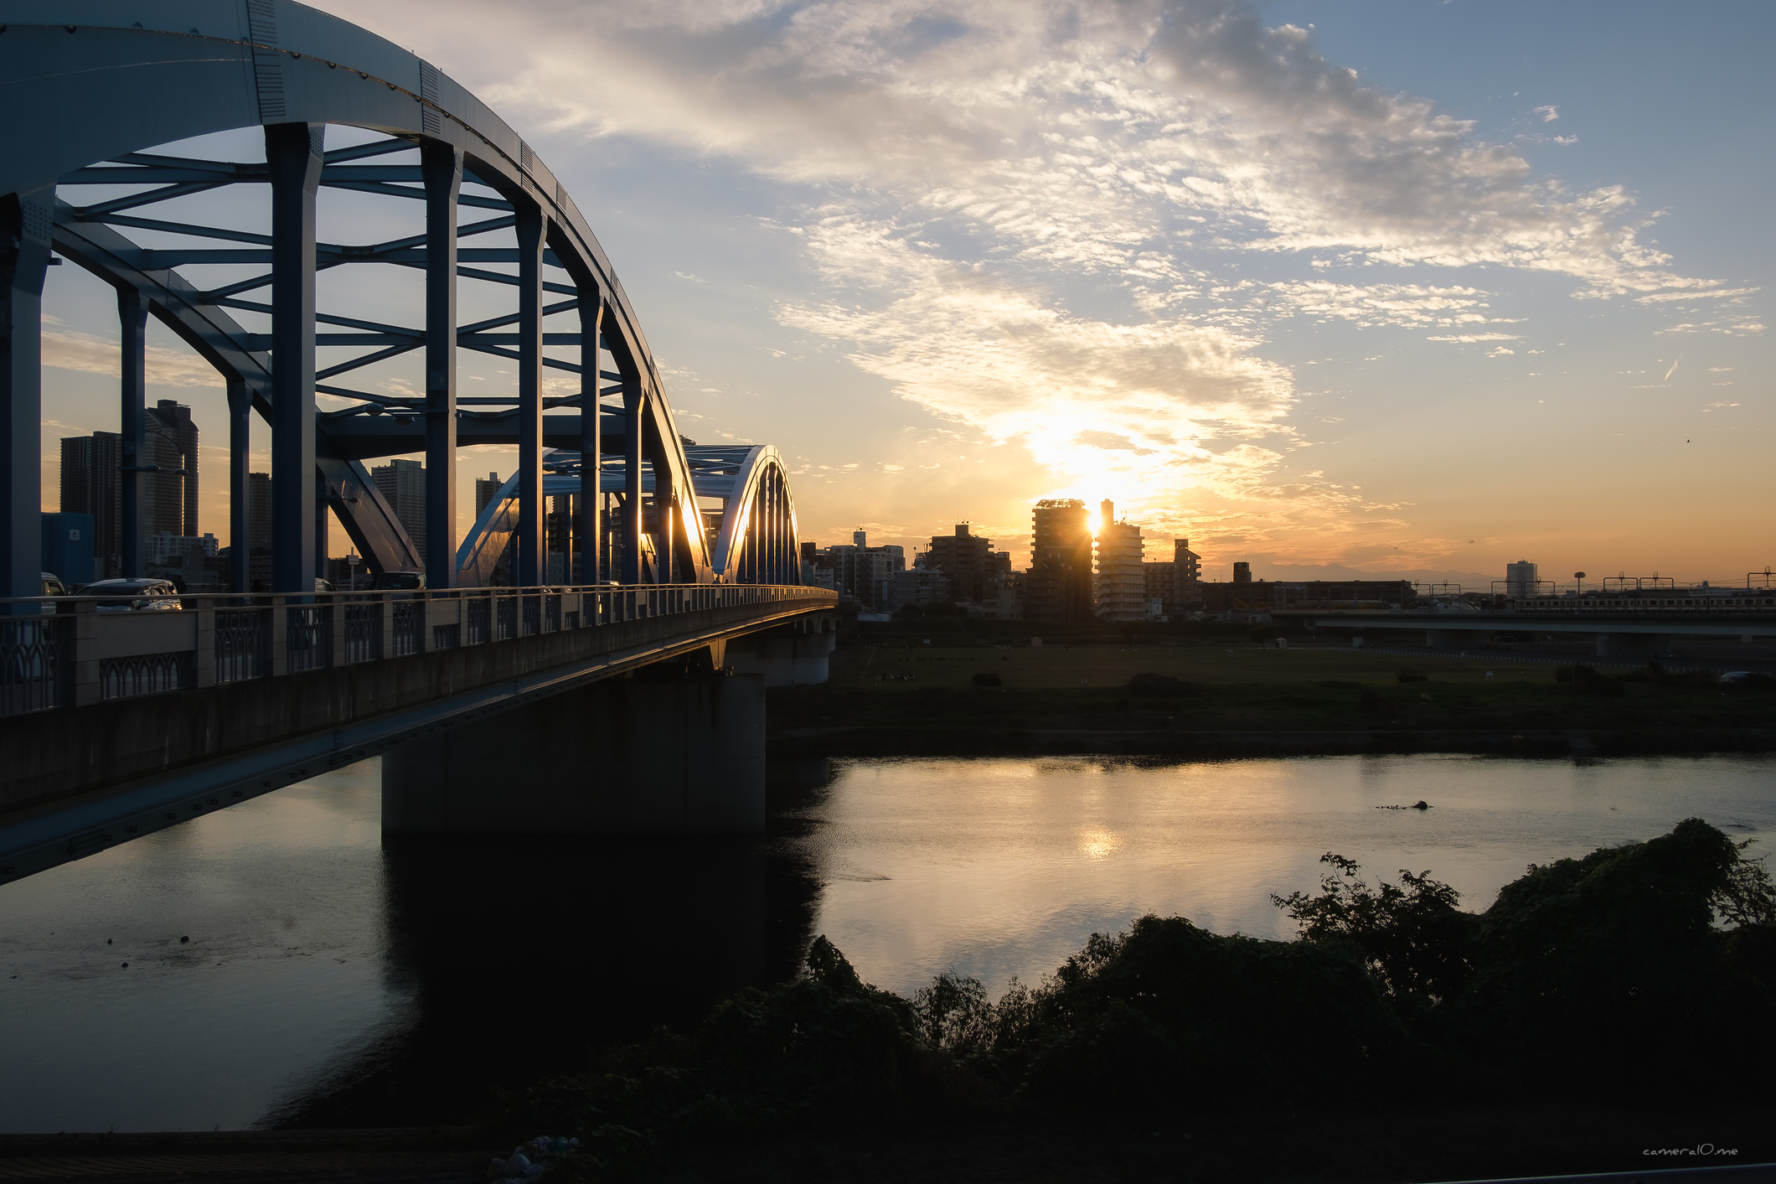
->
383, 669, 766, 838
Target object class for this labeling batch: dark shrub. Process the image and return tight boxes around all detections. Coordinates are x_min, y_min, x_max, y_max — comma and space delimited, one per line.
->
1272, 855, 1476, 1011
1455, 819, 1776, 1093
1012, 916, 1407, 1111
971, 671, 1003, 687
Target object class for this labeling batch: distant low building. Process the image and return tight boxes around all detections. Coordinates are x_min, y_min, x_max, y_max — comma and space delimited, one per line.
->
1199, 578, 1414, 615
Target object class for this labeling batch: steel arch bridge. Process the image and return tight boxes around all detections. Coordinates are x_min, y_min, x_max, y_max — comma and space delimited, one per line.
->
0, 0, 807, 602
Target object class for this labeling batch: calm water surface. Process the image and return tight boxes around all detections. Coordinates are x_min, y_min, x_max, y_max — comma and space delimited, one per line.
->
1, 752, 1771, 1131
804, 753, 1776, 996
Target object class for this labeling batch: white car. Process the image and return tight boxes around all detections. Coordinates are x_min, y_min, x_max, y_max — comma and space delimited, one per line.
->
84, 577, 184, 613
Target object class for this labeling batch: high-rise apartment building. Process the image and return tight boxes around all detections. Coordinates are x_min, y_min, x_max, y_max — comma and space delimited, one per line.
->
1093, 500, 1145, 621
926, 523, 994, 604
1505, 559, 1539, 600
1174, 538, 1201, 587
816, 530, 905, 609
60, 432, 123, 575
372, 458, 426, 556
474, 471, 504, 518
1026, 498, 1092, 622
145, 399, 198, 537
246, 472, 272, 590
58, 405, 199, 577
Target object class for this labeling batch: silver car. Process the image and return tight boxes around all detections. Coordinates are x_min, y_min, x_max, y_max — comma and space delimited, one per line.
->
84, 577, 184, 613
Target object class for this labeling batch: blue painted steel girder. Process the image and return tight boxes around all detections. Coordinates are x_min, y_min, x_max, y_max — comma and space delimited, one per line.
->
0, 1, 804, 594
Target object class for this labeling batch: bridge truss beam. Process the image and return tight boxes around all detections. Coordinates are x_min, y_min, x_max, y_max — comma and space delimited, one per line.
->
1, 2, 798, 598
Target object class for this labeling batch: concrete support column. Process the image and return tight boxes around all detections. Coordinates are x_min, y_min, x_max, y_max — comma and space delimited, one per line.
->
1, 195, 51, 608
382, 670, 766, 837
226, 377, 251, 593
266, 123, 323, 594
726, 621, 835, 686
117, 286, 147, 578
578, 294, 603, 586
421, 142, 460, 590
514, 196, 546, 588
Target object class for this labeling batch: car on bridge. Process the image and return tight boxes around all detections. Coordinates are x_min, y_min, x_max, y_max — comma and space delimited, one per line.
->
372, 571, 425, 592
83, 577, 183, 613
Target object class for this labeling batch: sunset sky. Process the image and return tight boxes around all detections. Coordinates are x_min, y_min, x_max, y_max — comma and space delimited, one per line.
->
39, 1, 1773, 586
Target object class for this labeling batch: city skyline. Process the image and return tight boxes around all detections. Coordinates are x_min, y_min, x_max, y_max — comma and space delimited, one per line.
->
33, 0, 1772, 585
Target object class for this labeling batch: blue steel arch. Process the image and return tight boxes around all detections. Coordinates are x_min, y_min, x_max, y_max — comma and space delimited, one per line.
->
456, 444, 804, 587
1, 0, 799, 596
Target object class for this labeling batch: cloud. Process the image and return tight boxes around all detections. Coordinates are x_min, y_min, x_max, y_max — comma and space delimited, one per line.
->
41, 327, 225, 390
1424, 332, 1521, 344
1658, 316, 1765, 337
322, 0, 1725, 301
303, 0, 1753, 559
1259, 280, 1518, 331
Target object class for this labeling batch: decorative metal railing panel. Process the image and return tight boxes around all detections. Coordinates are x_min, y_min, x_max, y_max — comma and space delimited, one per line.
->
286, 605, 330, 674
495, 598, 517, 641
466, 599, 491, 646
100, 652, 193, 700
215, 608, 271, 684
1, 617, 67, 714
344, 601, 382, 665
391, 601, 423, 657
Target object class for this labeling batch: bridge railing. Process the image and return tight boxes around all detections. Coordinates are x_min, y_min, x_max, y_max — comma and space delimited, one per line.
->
0, 584, 835, 717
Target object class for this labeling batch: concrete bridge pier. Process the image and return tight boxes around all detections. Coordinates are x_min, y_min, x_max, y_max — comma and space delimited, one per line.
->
382, 667, 766, 838
726, 616, 836, 686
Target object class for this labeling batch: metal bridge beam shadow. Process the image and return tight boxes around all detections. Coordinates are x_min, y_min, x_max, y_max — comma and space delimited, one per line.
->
383, 657, 765, 838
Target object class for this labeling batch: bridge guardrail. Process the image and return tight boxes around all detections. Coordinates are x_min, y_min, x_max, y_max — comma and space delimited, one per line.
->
0, 584, 836, 717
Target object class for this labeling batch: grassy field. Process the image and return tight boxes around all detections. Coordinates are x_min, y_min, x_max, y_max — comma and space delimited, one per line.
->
768, 637, 1776, 756
831, 637, 1520, 690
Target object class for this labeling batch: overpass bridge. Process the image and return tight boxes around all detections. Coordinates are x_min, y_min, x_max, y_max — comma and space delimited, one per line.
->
0, 2, 837, 881
1297, 609, 1776, 661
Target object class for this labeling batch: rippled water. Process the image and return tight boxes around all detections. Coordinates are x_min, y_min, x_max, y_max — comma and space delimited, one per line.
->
1, 751, 1771, 1131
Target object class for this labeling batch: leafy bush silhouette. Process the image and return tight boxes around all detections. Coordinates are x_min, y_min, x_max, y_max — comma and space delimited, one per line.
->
1453, 818, 1775, 1091
1272, 855, 1476, 1012
1002, 916, 1409, 1112
552, 820, 1776, 1178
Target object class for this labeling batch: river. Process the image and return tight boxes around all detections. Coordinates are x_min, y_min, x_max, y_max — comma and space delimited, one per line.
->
2, 751, 1771, 1132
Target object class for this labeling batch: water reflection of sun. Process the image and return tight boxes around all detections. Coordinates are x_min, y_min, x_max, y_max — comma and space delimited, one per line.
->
1078, 827, 1121, 861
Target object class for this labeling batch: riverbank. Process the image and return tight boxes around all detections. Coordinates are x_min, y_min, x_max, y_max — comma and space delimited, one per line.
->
500, 820, 1776, 1182
0, 1127, 490, 1183
768, 639, 1776, 759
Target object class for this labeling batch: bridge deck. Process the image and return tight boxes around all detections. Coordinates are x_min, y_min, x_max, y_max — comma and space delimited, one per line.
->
0, 584, 834, 883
